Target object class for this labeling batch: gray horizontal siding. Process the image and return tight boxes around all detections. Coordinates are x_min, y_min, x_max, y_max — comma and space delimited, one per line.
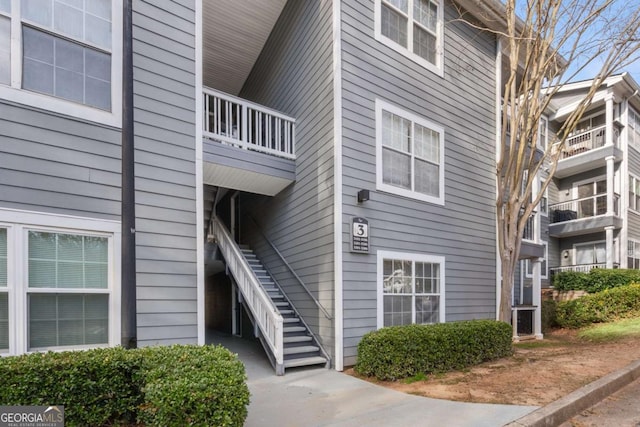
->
0, 101, 121, 219
340, 0, 498, 366
239, 0, 335, 362
133, 0, 197, 347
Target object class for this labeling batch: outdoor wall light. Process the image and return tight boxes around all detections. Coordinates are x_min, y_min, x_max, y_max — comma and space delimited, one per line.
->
357, 189, 370, 203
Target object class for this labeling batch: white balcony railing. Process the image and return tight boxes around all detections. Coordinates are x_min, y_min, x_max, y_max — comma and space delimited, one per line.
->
550, 263, 619, 275
211, 216, 284, 372
549, 194, 619, 224
562, 125, 615, 159
203, 87, 295, 159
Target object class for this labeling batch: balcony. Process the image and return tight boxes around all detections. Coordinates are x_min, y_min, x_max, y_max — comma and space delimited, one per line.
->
520, 212, 545, 259
555, 125, 623, 178
202, 88, 296, 196
548, 194, 622, 237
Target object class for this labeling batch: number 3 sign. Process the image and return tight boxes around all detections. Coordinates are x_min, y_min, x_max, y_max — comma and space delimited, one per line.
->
351, 217, 369, 253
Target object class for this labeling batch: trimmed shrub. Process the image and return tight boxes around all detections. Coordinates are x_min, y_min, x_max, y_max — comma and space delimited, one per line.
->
354, 320, 512, 381
541, 300, 558, 333
0, 345, 249, 427
553, 269, 640, 293
556, 283, 640, 328
138, 345, 250, 427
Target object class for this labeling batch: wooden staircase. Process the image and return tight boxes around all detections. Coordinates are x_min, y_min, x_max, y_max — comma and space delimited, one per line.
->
240, 246, 328, 370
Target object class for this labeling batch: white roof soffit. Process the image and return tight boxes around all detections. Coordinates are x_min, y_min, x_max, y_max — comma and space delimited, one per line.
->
202, 0, 288, 96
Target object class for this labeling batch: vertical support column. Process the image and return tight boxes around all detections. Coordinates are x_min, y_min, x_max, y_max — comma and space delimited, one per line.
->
532, 259, 543, 339
605, 93, 615, 147
605, 225, 615, 269
606, 155, 616, 215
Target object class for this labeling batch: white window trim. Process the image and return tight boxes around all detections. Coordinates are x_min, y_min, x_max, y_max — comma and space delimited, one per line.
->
572, 174, 607, 199
0, 207, 121, 356
376, 250, 446, 329
537, 116, 548, 151
573, 240, 607, 266
537, 177, 548, 217
374, 0, 444, 77
629, 173, 640, 214
525, 241, 548, 280
375, 99, 445, 205
0, 0, 122, 127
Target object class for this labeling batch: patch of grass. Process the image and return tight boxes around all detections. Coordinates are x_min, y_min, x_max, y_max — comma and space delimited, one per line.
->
578, 317, 640, 342
403, 372, 428, 384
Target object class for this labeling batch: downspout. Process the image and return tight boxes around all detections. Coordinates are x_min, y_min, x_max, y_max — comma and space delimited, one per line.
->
121, 0, 137, 349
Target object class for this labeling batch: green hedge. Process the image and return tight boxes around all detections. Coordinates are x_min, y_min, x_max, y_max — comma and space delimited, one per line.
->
553, 269, 640, 293
556, 283, 640, 328
354, 320, 512, 381
541, 300, 559, 333
0, 345, 250, 427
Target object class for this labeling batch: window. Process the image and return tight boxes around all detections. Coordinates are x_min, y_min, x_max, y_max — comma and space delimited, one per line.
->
376, 0, 443, 75
575, 241, 606, 266
628, 240, 640, 269
538, 117, 548, 150
630, 174, 640, 212
376, 100, 445, 204
0, 209, 120, 355
0, 0, 121, 126
28, 231, 109, 349
539, 178, 548, 216
629, 108, 640, 150
575, 178, 607, 218
0, 227, 7, 352
525, 241, 548, 279
377, 251, 445, 328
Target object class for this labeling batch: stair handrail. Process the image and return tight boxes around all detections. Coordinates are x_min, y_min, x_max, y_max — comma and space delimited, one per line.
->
248, 216, 333, 320
211, 216, 284, 370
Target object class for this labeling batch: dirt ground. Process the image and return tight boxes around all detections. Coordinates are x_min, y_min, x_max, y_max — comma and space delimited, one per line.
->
346, 328, 640, 406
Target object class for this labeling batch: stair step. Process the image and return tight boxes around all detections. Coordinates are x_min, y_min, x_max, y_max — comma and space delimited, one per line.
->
279, 310, 294, 316
284, 345, 320, 355
284, 356, 327, 369
275, 301, 288, 307
284, 326, 306, 334
283, 335, 312, 344
283, 317, 299, 324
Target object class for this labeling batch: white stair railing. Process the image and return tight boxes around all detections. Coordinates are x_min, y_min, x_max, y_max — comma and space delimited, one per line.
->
211, 216, 284, 372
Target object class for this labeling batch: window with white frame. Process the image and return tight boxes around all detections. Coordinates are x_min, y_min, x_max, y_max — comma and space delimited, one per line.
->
378, 251, 445, 328
539, 178, 548, 216
0, 227, 8, 352
376, 100, 445, 204
27, 231, 110, 349
629, 174, 640, 212
0, 0, 121, 126
525, 241, 548, 279
629, 108, 640, 150
0, 211, 119, 355
628, 240, 640, 269
538, 117, 548, 150
376, 0, 443, 74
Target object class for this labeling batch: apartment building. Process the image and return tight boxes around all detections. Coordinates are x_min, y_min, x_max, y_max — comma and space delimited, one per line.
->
1, 0, 533, 374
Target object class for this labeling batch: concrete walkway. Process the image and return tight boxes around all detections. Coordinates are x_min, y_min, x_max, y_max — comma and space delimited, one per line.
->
209, 333, 537, 427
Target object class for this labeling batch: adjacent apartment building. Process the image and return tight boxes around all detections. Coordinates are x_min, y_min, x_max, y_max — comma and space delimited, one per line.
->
1, 0, 555, 373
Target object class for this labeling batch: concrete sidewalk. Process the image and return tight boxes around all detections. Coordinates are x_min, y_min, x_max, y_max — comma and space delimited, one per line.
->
209, 333, 537, 427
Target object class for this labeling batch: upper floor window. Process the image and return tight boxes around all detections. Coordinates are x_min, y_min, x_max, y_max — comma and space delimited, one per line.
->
629, 108, 640, 150
376, 99, 445, 204
375, 0, 443, 75
538, 117, 548, 150
629, 174, 640, 212
0, 0, 122, 126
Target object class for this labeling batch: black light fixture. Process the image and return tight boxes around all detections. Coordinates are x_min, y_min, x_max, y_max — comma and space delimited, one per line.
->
357, 189, 370, 203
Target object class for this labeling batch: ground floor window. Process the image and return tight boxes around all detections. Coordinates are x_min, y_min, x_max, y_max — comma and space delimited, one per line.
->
628, 239, 640, 269
377, 251, 445, 328
0, 210, 120, 355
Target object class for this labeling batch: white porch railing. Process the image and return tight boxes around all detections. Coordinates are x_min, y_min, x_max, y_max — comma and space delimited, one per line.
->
211, 216, 284, 371
550, 263, 619, 275
549, 193, 619, 223
203, 87, 295, 159
562, 125, 613, 158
